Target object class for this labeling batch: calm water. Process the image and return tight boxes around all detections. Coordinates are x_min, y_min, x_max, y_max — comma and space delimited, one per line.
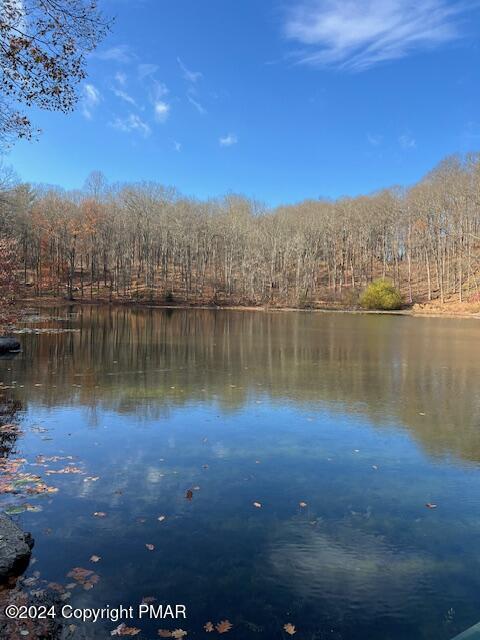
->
1, 306, 480, 639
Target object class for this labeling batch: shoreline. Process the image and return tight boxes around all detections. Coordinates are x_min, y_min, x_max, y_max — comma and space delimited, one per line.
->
11, 295, 480, 321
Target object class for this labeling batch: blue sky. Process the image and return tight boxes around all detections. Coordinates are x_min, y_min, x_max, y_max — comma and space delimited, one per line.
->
5, 0, 480, 206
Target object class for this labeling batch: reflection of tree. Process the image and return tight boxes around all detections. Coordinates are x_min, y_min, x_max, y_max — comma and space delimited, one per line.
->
8, 306, 480, 463
0, 391, 23, 460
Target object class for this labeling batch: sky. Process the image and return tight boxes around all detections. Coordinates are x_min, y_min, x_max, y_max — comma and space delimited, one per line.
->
4, 0, 480, 206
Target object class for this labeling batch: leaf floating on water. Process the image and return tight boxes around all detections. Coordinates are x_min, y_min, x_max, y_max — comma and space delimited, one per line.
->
111, 623, 141, 636
67, 567, 100, 590
84, 476, 100, 483
204, 622, 214, 632
372, 465, 378, 470
425, 503, 438, 509
299, 502, 307, 508
193, 486, 200, 491
158, 515, 166, 522
93, 511, 107, 518
185, 489, 193, 501
46, 466, 83, 475
5, 505, 27, 515
158, 631, 172, 638
146, 544, 155, 551
171, 630, 187, 639
283, 623, 296, 635
90, 555, 101, 563
215, 620, 233, 634
253, 501, 262, 508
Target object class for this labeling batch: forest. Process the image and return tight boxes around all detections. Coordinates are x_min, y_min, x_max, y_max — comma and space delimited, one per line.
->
1, 152, 480, 310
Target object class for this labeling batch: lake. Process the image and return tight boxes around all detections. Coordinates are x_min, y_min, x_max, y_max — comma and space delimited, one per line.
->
1, 306, 480, 639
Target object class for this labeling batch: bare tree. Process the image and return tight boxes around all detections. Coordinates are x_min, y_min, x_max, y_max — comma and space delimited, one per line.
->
0, 0, 109, 145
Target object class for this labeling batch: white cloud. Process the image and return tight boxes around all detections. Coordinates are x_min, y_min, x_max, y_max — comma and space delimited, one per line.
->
111, 114, 151, 137
173, 141, 182, 152
113, 88, 137, 107
285, 0, 470, 71
152, 81, 169, 99
187, 95, 207, 115
154, 101, 170, 123
177, 57, 203, 83
399, 133, 416, 149
115, 72, 127, 86
219, 133, 238, 147
97, 44, 134, 64
82, 84, 101, 119
138, 64, 159, 80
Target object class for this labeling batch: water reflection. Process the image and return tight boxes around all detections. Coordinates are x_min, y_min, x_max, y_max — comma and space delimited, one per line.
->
0, 307, 479, 640
8, 306, 480, 463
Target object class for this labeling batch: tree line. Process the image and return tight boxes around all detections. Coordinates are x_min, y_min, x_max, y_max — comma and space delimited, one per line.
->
1, 153, 480, 308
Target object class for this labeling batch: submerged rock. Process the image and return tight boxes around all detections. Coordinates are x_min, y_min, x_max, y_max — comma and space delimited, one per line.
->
0, 337, 21, 354
0, 513, 34, 582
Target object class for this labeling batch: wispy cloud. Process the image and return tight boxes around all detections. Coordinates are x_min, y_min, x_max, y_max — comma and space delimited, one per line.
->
367, 133, 383, 147
154, 101, 170, 123
173, 141, 182, 152
115, 72, 127, 86
177, 57, 202, 83
187, 95, 207, 115
285, 0, 472, 71
111, 114, 151, 137
399, 133, 416, 149
138, 63, 159, 80
82, 84, 101, 119
219, 133, 238, 147
97, 44, 135, 64
113, 88, 137, 107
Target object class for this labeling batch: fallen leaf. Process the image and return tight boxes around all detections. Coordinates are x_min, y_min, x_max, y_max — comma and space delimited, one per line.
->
283, 623, 296, 635
158, 515, 166, 522
158, 631, 172, 638
425, 503, 438, 509
146, 544, 155, 551
216, 620, 233, 633
171, 630, 187, 639
299, 502, 307, 508
253, 501, 262, 508
93, 512, 107, 518
111, 623, 141, 636
185, 489, 193, 500
142, 597, 157, 604
90, 555, 101, 563
204, 622, 214, 632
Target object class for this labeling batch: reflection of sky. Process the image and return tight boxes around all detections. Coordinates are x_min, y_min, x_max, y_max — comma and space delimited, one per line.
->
3, 399, 480, 638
